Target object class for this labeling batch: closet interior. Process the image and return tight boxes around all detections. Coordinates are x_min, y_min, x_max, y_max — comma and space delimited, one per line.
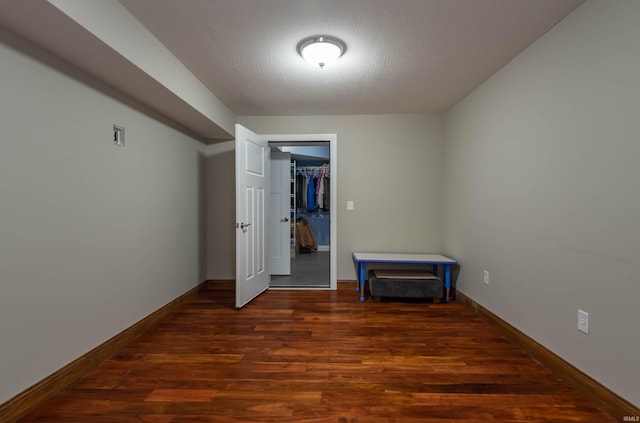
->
270, 144, 330, 288
292, 163, 330, 254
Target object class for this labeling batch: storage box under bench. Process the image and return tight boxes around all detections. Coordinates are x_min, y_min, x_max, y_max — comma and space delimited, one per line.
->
368, 269, 443, 301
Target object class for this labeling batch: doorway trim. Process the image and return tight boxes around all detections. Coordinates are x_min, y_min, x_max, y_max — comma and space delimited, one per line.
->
267, 133, 337, 290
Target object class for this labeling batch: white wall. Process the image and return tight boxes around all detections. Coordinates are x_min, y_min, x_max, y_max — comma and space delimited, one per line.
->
237, 114, 445, 280
0, 27, 206, 403
443, 0, 640, 406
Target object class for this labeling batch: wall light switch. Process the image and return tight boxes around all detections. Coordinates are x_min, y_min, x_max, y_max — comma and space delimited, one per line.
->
347, 200, 354, 211
113, 125, 125, 147
578, 310, 589, 334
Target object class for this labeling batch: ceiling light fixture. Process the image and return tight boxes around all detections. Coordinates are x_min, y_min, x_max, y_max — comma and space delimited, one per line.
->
297, 35, 346, 69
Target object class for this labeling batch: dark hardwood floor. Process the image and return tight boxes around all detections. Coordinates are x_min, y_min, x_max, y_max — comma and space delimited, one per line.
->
19, 285, 615, 422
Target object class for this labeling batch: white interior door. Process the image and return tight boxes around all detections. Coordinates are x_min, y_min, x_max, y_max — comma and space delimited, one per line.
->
269, 152, 291, 275
235, 124, 270, 308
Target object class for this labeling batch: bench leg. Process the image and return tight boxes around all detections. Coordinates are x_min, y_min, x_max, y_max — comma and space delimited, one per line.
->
444, 264, 451, 303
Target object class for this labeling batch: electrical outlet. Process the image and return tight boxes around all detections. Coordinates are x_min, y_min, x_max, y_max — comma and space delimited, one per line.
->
483, 270, 489, 285
578, 310, 589, 334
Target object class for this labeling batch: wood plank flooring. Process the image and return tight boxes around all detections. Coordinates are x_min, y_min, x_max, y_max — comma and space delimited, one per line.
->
19, 286, 615, 422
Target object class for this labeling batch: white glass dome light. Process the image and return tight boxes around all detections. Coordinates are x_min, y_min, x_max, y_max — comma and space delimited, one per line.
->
297, 36, 346, 69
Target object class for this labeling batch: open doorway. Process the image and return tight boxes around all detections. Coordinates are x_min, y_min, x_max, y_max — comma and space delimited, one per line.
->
268, 140, 335, 289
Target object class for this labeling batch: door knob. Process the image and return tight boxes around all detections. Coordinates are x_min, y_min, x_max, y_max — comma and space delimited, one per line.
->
280, 217, 290, 222
234, 222, 251, 233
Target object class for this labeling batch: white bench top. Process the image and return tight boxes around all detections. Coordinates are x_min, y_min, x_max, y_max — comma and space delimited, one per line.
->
352, 252, 457, 264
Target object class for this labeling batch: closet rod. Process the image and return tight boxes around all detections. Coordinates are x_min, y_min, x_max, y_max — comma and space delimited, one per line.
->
296, 166, 329, 175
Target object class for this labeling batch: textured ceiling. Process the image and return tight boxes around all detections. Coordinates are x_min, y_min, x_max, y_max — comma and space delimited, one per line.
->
120, 0, 584, 116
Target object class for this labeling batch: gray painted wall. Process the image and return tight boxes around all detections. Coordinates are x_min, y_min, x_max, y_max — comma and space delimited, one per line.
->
235, 114, 446, 281
205, 141, 236, 280
443, 0, 640, 406
0, 27, 206, 403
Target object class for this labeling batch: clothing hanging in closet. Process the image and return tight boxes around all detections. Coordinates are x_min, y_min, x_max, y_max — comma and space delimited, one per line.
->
295, 217, 318, 254
295, 167, 330, 213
